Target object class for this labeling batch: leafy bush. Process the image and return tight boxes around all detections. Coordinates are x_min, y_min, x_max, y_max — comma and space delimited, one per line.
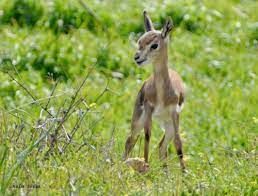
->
0, 0, 43, 26
47, 0, 87, 33
249, 22, 258, 45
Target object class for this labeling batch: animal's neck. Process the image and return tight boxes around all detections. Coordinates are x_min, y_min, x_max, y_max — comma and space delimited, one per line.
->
153, 47, 169, 103
153, 48, 169, 85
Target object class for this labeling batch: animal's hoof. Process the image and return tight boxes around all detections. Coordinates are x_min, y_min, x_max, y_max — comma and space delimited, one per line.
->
182, 168, 189, 174
125, 157, 149, 173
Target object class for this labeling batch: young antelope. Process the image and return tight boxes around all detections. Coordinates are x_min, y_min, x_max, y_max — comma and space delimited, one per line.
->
124, 11, 185, 170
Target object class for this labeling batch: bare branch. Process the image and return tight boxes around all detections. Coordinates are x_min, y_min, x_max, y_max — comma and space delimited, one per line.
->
6, 72, 54, 118
45, 79, 59, 112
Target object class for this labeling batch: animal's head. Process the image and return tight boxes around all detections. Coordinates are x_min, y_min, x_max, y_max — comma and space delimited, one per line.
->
134, 11, 174, 66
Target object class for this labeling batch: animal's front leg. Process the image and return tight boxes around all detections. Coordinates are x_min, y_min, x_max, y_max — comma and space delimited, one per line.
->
144, 103, 153, 163
144, 117, 151, 163
159, 122, 174, 160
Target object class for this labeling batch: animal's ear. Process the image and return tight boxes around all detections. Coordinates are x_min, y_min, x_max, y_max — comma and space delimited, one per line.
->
143, 10, 154, 32
161, 16, 174, 39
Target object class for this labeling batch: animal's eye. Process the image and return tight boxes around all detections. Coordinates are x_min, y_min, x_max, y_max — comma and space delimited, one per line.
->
151, 43, 158, 50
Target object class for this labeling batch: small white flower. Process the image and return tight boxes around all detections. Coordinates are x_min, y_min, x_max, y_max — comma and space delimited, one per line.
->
183, 14, 190, 21
57, 19, 63, 27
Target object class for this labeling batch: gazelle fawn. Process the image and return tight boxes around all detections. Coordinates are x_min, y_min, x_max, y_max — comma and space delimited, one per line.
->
124, 11, 185, 170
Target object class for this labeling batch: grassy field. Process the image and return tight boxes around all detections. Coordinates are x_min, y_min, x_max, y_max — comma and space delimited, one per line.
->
0, 0, 257, 194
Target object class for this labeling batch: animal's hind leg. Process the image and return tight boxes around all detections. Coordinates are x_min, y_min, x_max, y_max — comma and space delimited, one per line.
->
124, 82, 146, 160
124, 110, 145, 159
172, 112, 185, 170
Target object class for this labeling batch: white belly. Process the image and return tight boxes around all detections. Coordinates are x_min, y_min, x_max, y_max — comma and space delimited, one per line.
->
153, 104, 176, 121
152, 104, 183, 130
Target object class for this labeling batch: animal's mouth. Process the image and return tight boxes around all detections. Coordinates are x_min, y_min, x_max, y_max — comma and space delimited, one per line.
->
136, 59, 146, 65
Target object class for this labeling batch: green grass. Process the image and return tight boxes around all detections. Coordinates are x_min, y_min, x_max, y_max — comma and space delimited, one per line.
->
0, 0, 257, 194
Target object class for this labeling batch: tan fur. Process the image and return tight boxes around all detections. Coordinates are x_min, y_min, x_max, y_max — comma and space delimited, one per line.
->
138, 32, 158, 49
124, 11, 185, 171
143, 69, 184, 106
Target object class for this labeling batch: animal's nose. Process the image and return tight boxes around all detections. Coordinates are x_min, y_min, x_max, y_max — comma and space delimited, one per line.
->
134, 53, 140, 61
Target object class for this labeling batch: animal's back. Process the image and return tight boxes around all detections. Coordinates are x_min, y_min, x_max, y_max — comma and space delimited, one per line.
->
168, 68, 185, 106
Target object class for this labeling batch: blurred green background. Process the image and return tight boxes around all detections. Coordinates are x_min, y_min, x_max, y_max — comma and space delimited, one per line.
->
0, 0, 257, 194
